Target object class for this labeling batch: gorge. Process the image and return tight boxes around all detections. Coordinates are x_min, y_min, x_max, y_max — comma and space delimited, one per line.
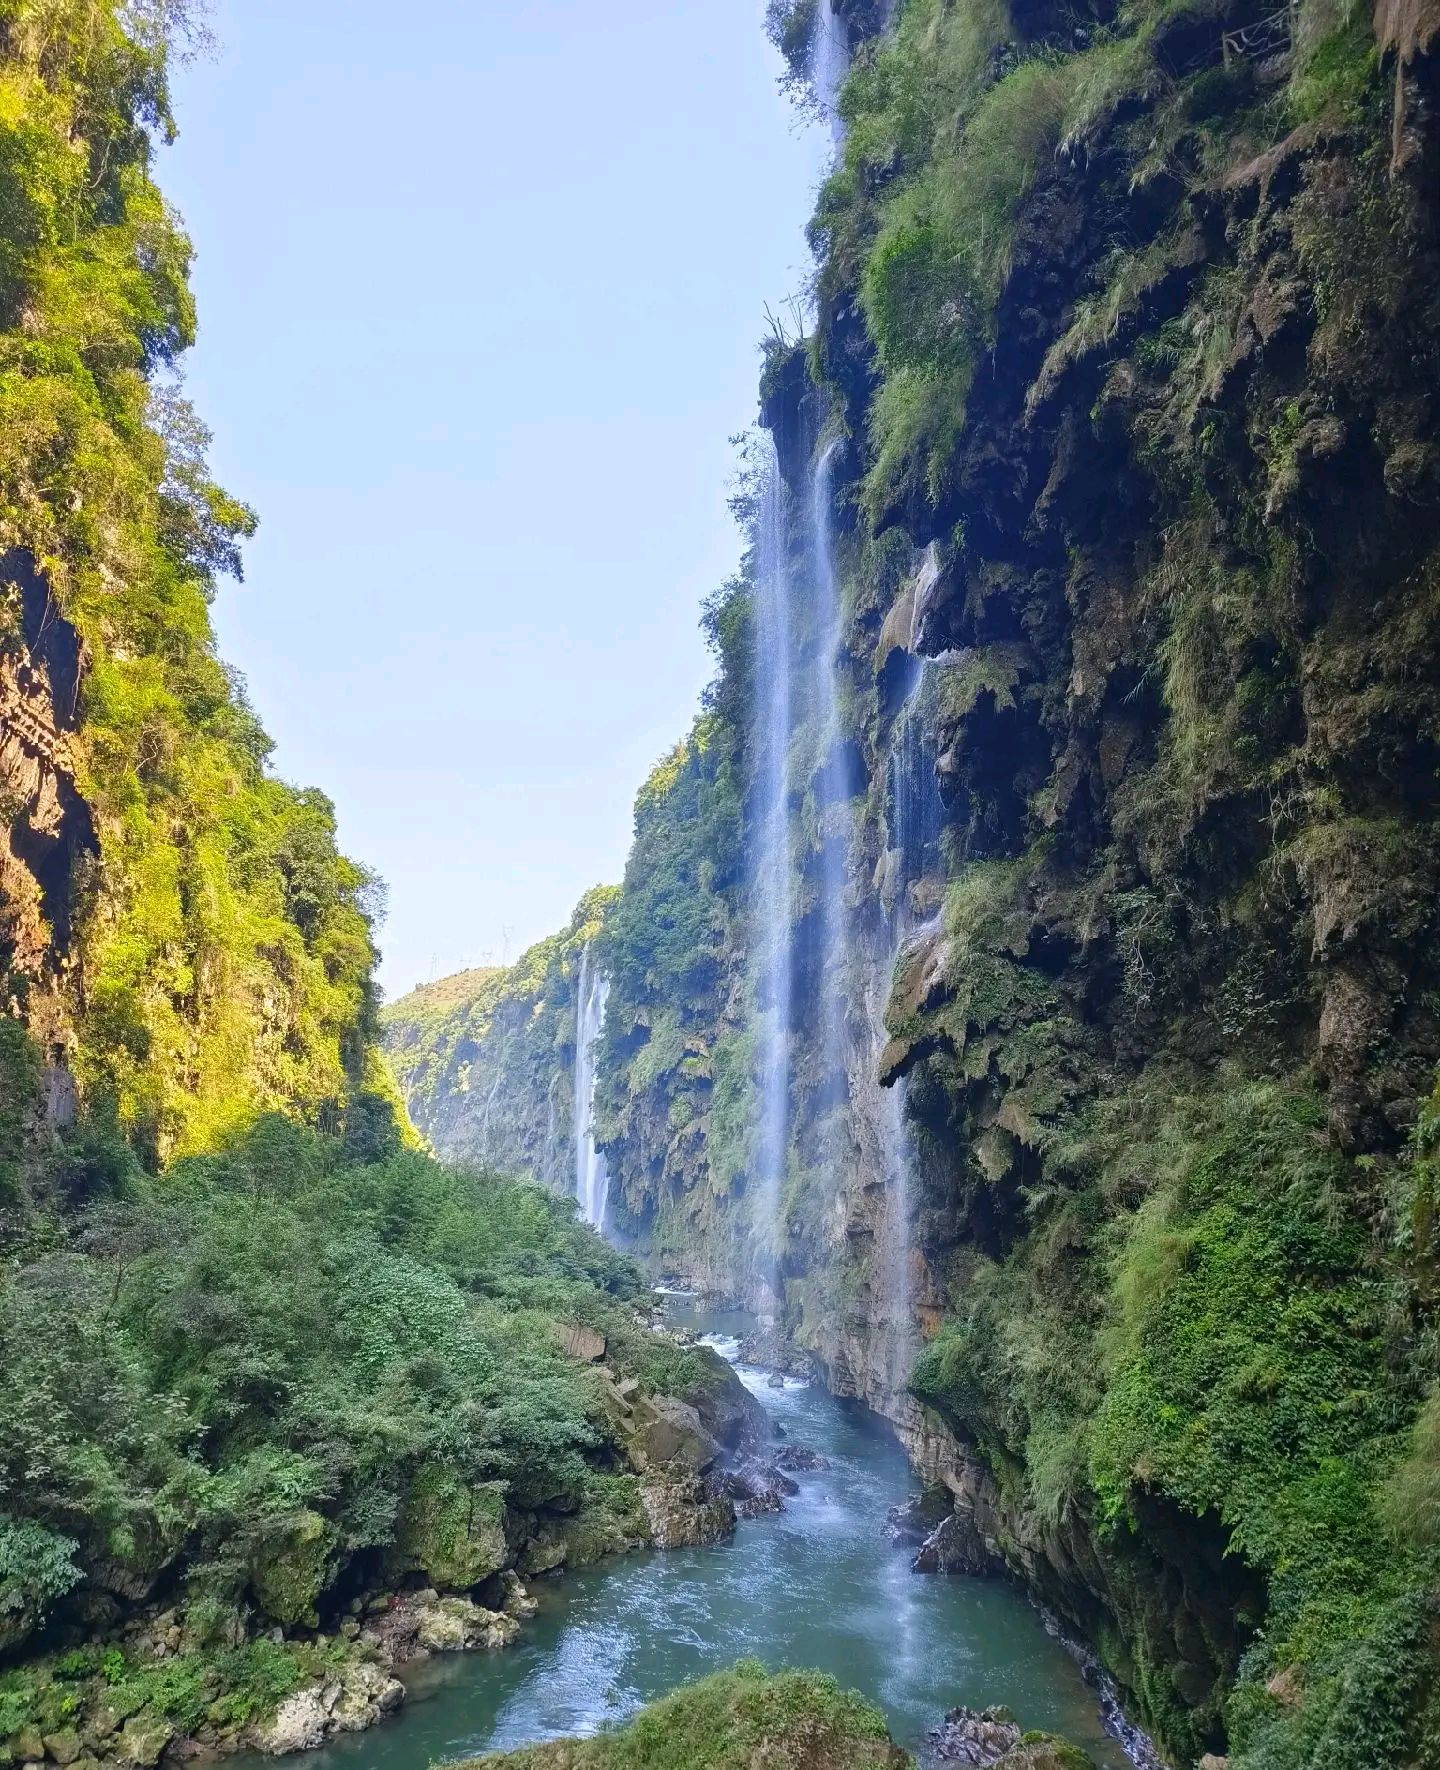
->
0, 0, 1438, 1769
386, 0, 1440, 1763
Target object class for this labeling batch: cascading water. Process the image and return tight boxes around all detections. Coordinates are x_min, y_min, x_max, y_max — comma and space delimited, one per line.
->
574, 944, 611, 1231
809, 435, 851, 1092
751, 434, 794, 1291
875, 654, 947, 1392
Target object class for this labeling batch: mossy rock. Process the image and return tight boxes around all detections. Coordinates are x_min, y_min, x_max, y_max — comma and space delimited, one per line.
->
391, 1469, 509, 1591
458, 1661, 909, 1768
557, 1476, 652, 1568
998, 1736, 1096, 1770
250, 1510, 337, 1628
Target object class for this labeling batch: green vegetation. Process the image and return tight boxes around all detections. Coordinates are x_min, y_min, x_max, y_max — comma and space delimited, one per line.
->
461, 1661, 911, 1770
912, 1075, 1432, 1761
0, 0, 382, 1159
384, 885, 618, 1180
0, 1633, 352, 1749
0, 1110, 674, 1684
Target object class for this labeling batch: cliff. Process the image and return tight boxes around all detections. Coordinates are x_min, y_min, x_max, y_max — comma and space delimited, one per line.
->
379, 0, 1440, 1763
0, 1, 386, 1185
384, 886, 617, 1184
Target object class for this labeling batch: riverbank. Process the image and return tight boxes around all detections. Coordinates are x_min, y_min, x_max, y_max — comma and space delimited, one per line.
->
215, 1300, 1136, 1770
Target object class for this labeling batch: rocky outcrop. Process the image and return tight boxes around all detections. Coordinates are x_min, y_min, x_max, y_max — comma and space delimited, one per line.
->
0, 550, 94, 1101
381, 888, 617, 1189
247, 1662, 405, 1757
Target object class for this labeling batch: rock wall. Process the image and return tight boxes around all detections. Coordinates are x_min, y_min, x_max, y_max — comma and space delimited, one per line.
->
387, 1, 1440, 1762
384, 886, 617, 1187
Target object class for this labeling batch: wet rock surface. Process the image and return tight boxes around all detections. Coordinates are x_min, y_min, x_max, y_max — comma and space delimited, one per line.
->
927, 1706, 1023, 1765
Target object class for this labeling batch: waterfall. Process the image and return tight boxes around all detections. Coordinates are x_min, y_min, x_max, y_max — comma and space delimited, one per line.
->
811, 0, 849, 142
888, 657, 945, 914
876, 656, 945, 1392
810, 435, 851, 1093
752, 434, 794, 1289
574, 944, 611, 1231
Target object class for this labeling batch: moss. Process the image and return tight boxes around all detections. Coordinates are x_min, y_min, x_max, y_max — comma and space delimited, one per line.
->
557, 1475, 651, 1568
458, 1662, 910, 1770
390, 1470, 509, 1592
249, 1511, 336, 1629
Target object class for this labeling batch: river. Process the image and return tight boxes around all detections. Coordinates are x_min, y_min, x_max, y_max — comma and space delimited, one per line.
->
276, 1301, 1133, 1770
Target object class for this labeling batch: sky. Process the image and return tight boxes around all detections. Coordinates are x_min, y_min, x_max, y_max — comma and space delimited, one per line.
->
161, 1, 828, 1000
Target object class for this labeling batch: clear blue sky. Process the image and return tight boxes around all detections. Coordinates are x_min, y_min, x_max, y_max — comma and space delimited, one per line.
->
162, 1, 827, 998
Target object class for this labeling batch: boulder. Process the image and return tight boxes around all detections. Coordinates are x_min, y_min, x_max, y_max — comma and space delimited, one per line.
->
498, 1571, 538, 1618
251, 1509, 337, 1627
361, 1590, 518, 1662
412, 1595, 518, 1654
928, 1705, 1021, 1765
638, 1475, 735, 1549
886, 1487, 952, 1544
640, 1398, 721, 1473
774, 1443, 829, 1473
913, 1509, 1000, 1577
40, 1735, 81, 1767
518, 1529, 568, 1578
390, 1468, 509, 1591
248, 1689, 329, 1756
329, 1663, 404, 1734
115, 1714, 174, 1769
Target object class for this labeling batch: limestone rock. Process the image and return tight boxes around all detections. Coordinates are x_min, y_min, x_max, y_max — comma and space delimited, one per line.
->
638, 1475, 735, 1549
362, 1589, 518, 1661
115, 1714, 174, 1768
390, 1468, 509, 1591
928, 1705, 1021, 1765
558, 1322, 606, 1362
639, 1397, 722, 1474
413, 1595, 518, 1654
251, 1509, 337, 1627
913, 1509, 1000, 1576
329, 1663, 404, 1734
498, 1570, 538, 1618
248, 1688, 329, 1756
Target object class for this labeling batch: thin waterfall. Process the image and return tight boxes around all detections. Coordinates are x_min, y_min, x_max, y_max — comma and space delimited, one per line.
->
812, 0, 849, 142
888, 657, 945, 908
810, 435, 851, 1098
876, 654, 945, 1392
752, 433, 793, 1291
574, 943, 611, 1231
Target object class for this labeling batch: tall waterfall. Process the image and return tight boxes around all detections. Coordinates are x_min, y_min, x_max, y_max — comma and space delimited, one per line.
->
810, 435, 850, 1086
876, 657, 946, 1389
574, 944, 611, 1231
752, 433, 794, 1287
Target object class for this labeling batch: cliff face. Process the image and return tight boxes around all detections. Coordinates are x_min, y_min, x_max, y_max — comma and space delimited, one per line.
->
0, 5, 387, 1187
383, 0, 1440, 1762
383, 887, 617, 1185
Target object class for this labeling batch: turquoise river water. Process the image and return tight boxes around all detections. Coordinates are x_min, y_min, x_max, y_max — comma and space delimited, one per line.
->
270, 1302, 1133, 1769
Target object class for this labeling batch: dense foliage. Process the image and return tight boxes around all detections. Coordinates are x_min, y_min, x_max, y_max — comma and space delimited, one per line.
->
0, 0, 381, 1159
0, 1112, 669, 1665
336, 3, 1440, 1767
